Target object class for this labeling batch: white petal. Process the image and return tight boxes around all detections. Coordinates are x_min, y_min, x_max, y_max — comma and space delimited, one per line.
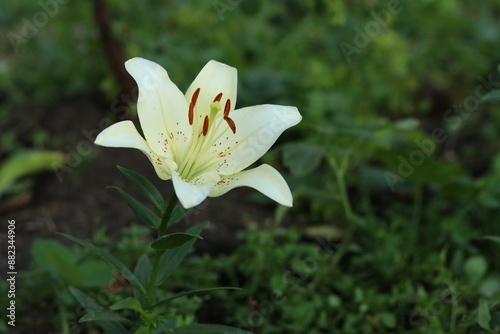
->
166, 160, 220, 208
125, 57, 191, 157
185, 60, 237, 120
95, 120, 170, 180
209, 164, 293, 206
214, 105, 302, 174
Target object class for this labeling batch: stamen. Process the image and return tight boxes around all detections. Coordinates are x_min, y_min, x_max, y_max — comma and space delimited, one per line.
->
224, 116, 236, 134
224, 99, 231, 117
191, 88, 201, 106
188, 103, 194, 125
189, 88, 201, 125
203, 116, 209, 136
213, 93, 223, 102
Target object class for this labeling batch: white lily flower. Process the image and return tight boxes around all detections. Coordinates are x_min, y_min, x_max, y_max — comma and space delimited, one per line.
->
95, 57, 302, 208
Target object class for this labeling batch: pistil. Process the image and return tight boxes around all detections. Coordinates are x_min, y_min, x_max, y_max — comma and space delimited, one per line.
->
180, 90, 238, 179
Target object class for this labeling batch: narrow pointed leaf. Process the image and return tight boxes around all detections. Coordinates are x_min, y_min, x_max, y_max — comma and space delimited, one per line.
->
481, 235, 500, 245
79, 311, 134, 325
0, 150, 65, 198
152, 287, 241, 310
151, 233, 203, 251
117, 166, 166, 214
69, 287, 128, 334
60, 233, 146, 295
110, 297, 144, 313
172, 324, 253, 334
481, 89, 500, 102
157, 222, 207, 285
109, 186, 160, 229
134, 254, 151, 304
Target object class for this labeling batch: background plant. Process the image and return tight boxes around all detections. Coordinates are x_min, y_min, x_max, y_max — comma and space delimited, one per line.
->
1, 0, 500, 333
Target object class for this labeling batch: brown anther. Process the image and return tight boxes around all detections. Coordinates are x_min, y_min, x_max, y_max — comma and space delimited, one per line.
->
224, 99, 231, 117
188, 103, 194, 125
191, 88, 201, 106
202, 115, 209, 136
213, 92, 223, 102
224, 116, 236, 134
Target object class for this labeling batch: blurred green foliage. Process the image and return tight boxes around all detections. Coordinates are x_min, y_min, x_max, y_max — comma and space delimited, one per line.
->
0, 150, 64, 199
2, 0, 500, 333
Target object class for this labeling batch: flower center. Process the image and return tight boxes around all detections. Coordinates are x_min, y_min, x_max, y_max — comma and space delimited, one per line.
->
177, 88, 237, 180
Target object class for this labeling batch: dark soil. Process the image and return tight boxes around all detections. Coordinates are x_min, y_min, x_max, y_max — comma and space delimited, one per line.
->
0, 93, 274, 333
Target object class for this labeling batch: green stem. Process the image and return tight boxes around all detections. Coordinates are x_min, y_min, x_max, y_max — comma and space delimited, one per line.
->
144, 193, 178, 310
337, 171, 353, 221
450, 289, 458, 332
412, 185, 423, 226
312, 155, 355, 291
159, 192, 178, 235
144, 250, 162, 310
57, 288, 70, 334
411, 185, 423, 262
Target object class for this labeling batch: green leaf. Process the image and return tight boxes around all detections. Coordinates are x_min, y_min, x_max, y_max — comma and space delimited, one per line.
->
80, 311, 134, 325
134, 255, 152, 305
110, 297, 144, 313
464, 256, 487, 285
393, 118, 419, 131
282, 143, 325, 176
135, 325, 153, 334
79, 260, 116, 288
481, 235, 500, 245
157, 222, 207, 285
109, 186, 160, 229
59, 233, 146, 295
151, 233, 203, 251
379, 312, 396, 328
156, 318, 177, 332
0, 150, 65, 198
376, 148, 465, 184
32, 239, 82, 286
172, 324, 253, 334
152, 287, 241, 310
478, 299, 491, 330
32, 241, 112, 287
140, 312, 158, 326
117, 166, 166, 214
481, 89, 500, 102
69, 287, 128, 334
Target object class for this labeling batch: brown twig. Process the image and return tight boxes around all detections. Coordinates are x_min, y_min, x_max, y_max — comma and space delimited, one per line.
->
249, 296, 258, 334
92, 0, 136, 97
